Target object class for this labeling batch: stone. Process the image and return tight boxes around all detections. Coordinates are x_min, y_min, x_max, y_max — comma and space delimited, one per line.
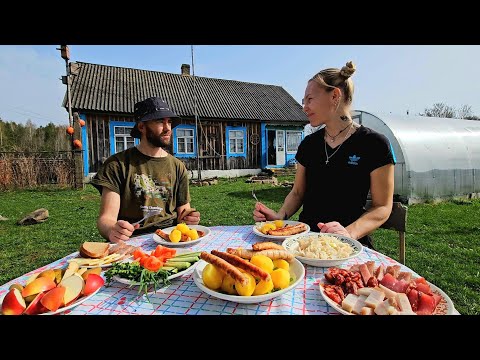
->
0, 215, 8, 221
17, 208, 49, 225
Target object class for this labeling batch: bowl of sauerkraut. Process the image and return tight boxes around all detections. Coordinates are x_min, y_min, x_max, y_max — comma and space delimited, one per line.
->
282, 233, 363, 267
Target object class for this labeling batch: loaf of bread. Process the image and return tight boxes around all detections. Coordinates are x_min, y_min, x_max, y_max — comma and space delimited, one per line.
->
79, 242, 110, 259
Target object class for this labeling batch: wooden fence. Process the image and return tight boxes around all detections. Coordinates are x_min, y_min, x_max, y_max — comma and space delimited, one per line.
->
0, 151, 83, 190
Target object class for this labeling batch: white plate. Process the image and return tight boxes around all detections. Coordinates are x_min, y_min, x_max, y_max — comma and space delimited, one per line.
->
40, 287, 101, 315
152, 225, 211, 247
193, 258, 305, 304
0, 286, 102, 315
112, 249, 199, 286
318, 277, 455, 315
252, 220, 310, 241
282, 232, 363, 267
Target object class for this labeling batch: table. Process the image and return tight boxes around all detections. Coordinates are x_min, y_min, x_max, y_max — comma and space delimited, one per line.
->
0, 225, 458, 315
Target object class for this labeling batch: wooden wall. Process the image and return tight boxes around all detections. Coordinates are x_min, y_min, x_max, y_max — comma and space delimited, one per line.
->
84, 113, 262, 173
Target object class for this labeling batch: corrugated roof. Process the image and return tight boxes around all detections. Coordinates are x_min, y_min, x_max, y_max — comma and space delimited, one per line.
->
66, 62, 308, 122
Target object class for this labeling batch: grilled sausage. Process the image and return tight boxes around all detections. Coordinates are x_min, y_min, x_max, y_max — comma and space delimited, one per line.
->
211, 250, 271, 281
267, 223, 306, 236
200, 252, 247, 285
252, 242, 285, 251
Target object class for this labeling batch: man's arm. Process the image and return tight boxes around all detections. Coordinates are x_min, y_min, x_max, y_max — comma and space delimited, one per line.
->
176, 203, 200, 225
346, 163, 394, 239
97, 187, 137, 242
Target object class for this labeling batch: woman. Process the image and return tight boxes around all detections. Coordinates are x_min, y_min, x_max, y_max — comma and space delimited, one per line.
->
253, 61, 395, 248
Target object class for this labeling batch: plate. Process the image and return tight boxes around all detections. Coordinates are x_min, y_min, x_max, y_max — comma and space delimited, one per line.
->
193, 258, 305, 304
0, 286, 101, 315
41, 287, 101, 315
252, 220, 310, 240
152, 225, 211, 247
318, 277, 455, 315
282, 232, 362, 267
112, 249, 199, 286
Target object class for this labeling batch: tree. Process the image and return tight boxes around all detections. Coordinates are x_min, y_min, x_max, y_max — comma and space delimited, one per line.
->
420, 103, 456, 118
420, 103, 479, 120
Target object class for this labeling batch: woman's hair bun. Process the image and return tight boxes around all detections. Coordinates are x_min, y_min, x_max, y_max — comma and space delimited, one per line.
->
340, 61, 356, 78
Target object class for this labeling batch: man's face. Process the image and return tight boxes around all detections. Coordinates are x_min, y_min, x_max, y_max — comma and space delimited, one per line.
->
142, 118, 172, 148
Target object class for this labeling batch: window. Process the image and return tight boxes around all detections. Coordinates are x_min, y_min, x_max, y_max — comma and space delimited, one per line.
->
173, 125, 196, 158
229, 130, 244, 153
226, 126, 246, 158
286, 131, 303, 153
114, 126, 135, 153
176, 128, 195, 154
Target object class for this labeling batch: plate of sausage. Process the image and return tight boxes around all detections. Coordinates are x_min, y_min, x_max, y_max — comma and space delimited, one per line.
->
253, 220, 310, 241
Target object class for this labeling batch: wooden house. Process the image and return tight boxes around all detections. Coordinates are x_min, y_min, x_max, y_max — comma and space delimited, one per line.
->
64, 62, 309, 177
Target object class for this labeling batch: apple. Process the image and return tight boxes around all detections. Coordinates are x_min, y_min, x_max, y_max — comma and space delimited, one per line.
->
1, 288, 27, 315
60, 274, 84, 305
22, 277, 56, 298
40, 286, 66, 312
23, 292, 48, 315
83, 273, 105, 296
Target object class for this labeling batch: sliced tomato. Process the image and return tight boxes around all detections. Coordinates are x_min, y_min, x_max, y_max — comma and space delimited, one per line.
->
139, 254, 150, 267
143, 256, 163, 272
154, 245, 176, 258
133, 248, 146, 260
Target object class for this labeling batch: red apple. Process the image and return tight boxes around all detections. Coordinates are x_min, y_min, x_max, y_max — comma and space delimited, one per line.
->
83, 273, 105, 296
1, 288, 27, 315
40, 286, 66, 312
22, 277, 56, 298
23, 292, 48, 315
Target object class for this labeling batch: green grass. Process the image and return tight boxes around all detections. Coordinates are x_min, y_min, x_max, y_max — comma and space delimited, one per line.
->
1, 177, 479, 315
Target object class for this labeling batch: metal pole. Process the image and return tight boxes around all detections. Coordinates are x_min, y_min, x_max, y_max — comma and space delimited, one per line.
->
191, 45, 201, 180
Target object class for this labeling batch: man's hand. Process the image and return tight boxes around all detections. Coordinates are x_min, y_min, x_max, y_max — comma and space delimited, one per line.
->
108, 220, 140, 243
183, 211, 200, 225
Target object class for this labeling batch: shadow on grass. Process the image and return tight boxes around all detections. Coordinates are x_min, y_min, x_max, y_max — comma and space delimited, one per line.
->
226, 187, 291, 202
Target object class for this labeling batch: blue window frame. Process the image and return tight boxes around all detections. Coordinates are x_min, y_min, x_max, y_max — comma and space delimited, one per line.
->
173, 124, 196, 158
109, 121, 138, 156
226, 126, 247, 158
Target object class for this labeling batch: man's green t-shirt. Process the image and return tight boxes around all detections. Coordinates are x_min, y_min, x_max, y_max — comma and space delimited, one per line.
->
90, 147, 190, 233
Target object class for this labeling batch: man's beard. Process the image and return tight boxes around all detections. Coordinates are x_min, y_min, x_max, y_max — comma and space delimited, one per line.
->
145, 126, 171, 148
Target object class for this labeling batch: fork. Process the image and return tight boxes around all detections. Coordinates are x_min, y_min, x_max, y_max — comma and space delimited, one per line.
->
252, 188, 259, 202
132, 209, 162, 226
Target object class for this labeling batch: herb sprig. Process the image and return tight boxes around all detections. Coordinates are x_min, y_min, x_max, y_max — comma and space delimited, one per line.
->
105, 262, 171, 301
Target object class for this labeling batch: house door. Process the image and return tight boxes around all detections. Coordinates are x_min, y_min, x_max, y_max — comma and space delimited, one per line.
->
276, 130, 285, 166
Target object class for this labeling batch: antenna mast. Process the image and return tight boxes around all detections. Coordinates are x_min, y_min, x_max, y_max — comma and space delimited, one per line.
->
191, 45, 201, 181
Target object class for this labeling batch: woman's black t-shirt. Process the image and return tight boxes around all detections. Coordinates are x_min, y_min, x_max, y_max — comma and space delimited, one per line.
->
295, 125, 395, 232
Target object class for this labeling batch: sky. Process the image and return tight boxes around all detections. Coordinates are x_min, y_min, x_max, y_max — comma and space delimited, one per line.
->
1, 45, 479, 127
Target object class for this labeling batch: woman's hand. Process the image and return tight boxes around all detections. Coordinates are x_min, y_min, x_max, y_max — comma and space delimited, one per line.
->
108, 220, 140, 243
183, 211, 201, 225
253, 202, 280, 222
317, 221, 352, 238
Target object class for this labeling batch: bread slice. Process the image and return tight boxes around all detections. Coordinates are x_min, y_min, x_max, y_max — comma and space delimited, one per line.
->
79, 242, 110, 259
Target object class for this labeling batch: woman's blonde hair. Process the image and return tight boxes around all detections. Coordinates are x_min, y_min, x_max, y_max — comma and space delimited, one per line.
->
309, 61, 356, 104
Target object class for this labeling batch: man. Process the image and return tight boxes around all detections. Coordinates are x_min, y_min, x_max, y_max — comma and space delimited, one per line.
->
90, 96, 200, 243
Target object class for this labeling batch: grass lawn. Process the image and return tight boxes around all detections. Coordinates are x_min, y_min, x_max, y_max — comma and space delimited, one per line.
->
0, 176, 479, 315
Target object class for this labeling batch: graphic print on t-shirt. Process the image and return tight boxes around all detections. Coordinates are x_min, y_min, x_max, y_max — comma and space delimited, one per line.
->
133, 173, 172, 202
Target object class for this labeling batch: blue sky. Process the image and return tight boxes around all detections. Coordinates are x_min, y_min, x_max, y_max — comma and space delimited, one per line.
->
1, 45, 479, 126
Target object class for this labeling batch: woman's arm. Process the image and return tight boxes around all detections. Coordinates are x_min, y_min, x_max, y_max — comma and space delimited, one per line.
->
253, 163, 307, 222
345, 163, 395, 239
278, 163, 307, 219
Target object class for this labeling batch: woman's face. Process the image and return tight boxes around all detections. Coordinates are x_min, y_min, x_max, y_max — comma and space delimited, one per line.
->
302, 80, 334, 127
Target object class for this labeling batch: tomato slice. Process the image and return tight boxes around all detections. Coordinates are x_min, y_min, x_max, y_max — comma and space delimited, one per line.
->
143, 256, 163, 272
133, 248, 146, 260
154, 245, 176, 258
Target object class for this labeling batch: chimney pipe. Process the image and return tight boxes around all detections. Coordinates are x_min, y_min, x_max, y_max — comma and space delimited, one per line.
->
181, 64, 191, 76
